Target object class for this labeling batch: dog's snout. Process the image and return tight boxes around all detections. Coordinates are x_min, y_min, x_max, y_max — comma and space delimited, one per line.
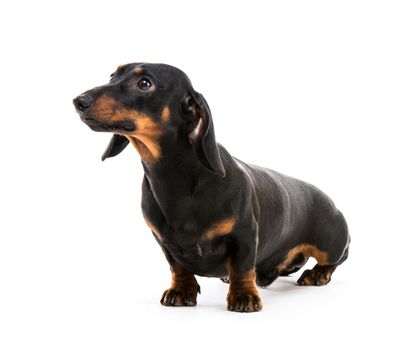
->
73, 94, 93, 111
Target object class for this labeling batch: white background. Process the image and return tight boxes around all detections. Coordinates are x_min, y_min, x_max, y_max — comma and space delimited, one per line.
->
1, 1, 407, 349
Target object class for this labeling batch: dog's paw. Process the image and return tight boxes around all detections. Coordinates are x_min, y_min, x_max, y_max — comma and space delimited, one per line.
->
227, 291, 263, 312
160, 287, 199, 307
297, 267, 331, 286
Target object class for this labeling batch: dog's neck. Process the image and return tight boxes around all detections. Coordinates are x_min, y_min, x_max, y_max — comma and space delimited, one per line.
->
146, 145, 206, 183
126, 134, 161, 166
134, 137, 217, 199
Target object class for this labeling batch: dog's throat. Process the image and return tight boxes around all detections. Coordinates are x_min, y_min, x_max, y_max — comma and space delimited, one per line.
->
126, 135, 161, 165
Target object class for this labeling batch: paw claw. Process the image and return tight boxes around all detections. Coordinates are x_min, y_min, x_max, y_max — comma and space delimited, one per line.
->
227, 291, 262, 313
297, 266, 333, 286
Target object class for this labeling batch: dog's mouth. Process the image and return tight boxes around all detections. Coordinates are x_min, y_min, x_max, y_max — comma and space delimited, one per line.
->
79, 114, 136, 133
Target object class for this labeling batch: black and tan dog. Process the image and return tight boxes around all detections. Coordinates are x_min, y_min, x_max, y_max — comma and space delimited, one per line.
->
73, 63, 350, 312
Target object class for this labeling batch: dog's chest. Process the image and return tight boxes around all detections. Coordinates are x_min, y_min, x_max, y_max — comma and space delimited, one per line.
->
142, 179, 231, 276
162, 218, 226, 254
163, 236, 228, 277
157, 219, 229, 277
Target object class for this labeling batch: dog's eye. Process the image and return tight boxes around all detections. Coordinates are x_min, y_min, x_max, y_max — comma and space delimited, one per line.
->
137, 77, 153, 91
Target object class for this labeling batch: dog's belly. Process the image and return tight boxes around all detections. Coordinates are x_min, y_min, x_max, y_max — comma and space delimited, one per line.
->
162, 238, 229, 278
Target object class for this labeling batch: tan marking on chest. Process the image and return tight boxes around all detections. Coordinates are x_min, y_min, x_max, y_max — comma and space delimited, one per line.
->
277, 244, 328, 271
202, 217, 236, 240
161, 106, 170, 123
143, 217, 162, 240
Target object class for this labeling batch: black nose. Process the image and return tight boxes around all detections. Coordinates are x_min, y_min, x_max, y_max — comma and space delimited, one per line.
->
73, 94, 93, 111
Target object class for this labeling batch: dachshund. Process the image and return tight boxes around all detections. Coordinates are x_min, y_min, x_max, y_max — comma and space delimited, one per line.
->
73, 63, 350, 312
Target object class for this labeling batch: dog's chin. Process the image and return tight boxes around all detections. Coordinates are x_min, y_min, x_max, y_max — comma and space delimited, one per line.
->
80, 116, 135, 133
81, 117, 111, 132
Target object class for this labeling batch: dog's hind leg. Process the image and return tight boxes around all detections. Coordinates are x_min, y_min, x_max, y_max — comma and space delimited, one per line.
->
297, 245, 349, 286
297, 210, 350, 286
279, 252, 308, 276
254, 250, 307, 287
255, 267, 280, 287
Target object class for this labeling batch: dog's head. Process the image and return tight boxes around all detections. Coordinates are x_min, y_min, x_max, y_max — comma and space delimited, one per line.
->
73, 63, 225, 177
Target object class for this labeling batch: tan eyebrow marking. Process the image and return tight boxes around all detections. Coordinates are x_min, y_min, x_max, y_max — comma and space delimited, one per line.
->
161, 106, 170, 123
134, 66, 144, 74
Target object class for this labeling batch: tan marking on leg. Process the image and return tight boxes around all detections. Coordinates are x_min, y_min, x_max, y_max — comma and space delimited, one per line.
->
170, 265, 197, 289
202, 217, 236, 240
143, 217, 162, 240
227, 262, 258, 293
161, 106, 170, 123
277, 244, 328, 272
134, 66, 144, 74
226, 260, 262, 312
161, 264, 200, 306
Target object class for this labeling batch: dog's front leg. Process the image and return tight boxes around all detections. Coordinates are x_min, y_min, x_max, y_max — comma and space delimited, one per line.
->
160, 263, 201, 307
226, 235, 262, 312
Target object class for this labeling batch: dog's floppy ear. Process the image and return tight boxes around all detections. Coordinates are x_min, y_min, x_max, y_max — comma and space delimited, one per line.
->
184, 91, 226, 177
101, 134, 130, 161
